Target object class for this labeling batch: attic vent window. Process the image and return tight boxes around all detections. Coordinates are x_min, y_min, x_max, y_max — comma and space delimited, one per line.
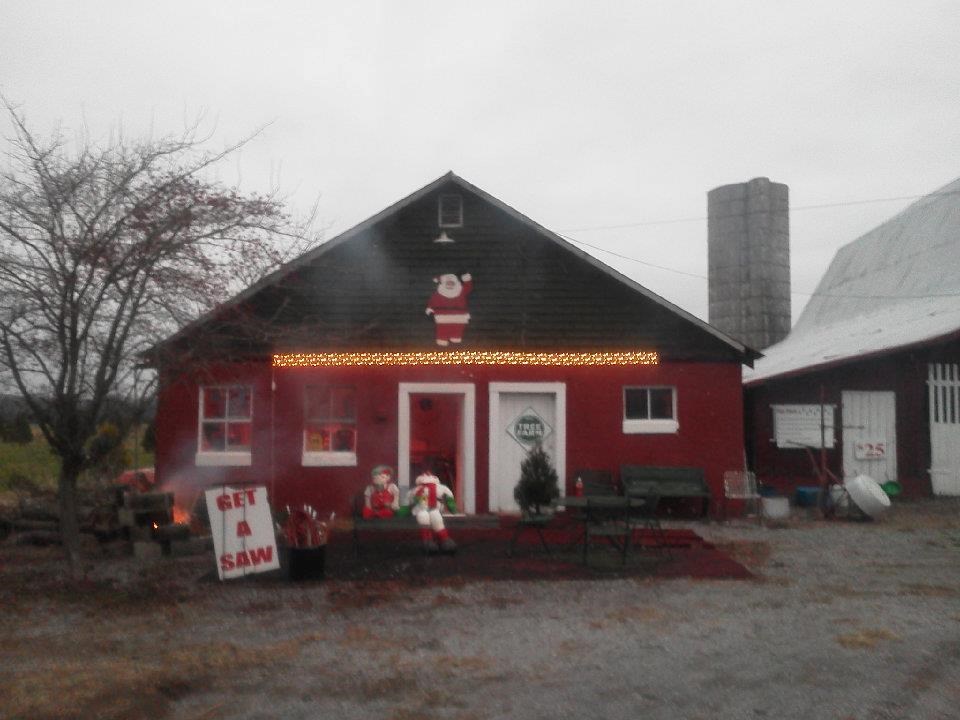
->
438, 194, 463, 228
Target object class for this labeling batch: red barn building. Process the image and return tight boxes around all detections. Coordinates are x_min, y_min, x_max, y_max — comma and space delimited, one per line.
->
744, 178, 960, 499
151, 173, 756, 517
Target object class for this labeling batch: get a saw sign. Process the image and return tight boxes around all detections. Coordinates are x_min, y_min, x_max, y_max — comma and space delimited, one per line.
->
205, 485, 280, 580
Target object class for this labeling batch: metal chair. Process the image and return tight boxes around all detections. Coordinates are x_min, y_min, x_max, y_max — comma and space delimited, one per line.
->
507, 513, 553, 557
721, 470, 762, 524
582, 497, 632, 565
624, 489, 670, 558
570, 470, 630, 564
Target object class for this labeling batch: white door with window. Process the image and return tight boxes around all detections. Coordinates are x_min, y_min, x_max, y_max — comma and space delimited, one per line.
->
842, 391, 897, 483
929, 363, 960, 495
488, 383, 566, 513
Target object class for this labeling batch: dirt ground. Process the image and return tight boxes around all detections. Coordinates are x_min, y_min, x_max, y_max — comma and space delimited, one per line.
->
2, 499, 960, 720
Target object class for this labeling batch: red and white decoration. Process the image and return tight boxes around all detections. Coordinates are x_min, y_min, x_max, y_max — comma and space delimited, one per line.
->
409, 472, 457, 553
362, 464, 400, 519
282, 505, 332, 548
425, 273, 472, 346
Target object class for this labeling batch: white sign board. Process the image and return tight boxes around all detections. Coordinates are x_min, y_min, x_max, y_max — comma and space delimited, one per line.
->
772, 404, 836, 449
205, 485, 279, 580
854, 440, 887, 459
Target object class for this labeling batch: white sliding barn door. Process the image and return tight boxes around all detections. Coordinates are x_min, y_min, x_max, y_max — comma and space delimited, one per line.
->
929, 364, 960, 496
842, 391, 897, 483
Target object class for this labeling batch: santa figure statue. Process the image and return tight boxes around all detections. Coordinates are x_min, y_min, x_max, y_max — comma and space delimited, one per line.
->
362, 464, 400, 519
425, 273, 472, 346
409, 470, 458, 553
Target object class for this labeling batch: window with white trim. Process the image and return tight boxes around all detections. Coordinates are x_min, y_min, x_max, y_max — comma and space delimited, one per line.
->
196, 385, 253, 466
303, 385, 358, 466
623, 386, 678, 434
438, 194, 463, 228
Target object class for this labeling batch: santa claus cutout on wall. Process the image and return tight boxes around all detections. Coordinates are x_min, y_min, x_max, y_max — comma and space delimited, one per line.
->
425, 273, 472, 346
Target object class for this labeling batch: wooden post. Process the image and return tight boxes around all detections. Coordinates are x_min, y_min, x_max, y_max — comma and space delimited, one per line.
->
818, 384, 830, 517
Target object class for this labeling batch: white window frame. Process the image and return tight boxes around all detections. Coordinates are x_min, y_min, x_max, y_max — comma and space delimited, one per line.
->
195, 385, 253, 467
438, 194, 463, 228
302, 384, 358, 467
622, 386, 678, 434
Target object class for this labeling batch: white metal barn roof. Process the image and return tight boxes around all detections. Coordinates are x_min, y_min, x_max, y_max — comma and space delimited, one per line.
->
745, 177, 960, 385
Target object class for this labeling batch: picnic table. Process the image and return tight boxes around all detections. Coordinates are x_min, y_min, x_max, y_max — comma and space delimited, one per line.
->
552, 495, 648, 564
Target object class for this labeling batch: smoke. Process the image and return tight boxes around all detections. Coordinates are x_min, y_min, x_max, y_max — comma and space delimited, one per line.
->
157, 469, 223, 523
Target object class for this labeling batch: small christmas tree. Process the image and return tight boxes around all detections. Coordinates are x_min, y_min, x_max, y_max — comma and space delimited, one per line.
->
513, 444, 560, 516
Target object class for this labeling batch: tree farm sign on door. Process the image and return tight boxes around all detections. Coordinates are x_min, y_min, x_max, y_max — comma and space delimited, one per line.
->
205, 485, 279, 580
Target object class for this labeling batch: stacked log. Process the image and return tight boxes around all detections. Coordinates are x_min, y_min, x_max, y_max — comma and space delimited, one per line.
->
119, 491, 174, 542
7, 496, 60, 543
1, 488, 203, 558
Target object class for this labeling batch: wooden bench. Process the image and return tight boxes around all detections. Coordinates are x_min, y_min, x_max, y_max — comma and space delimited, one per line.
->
620, 465, 712, 519
350, 493, 420, 557
350, 494, 493, 557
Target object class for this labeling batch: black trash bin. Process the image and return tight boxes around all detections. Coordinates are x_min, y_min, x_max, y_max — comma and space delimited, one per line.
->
285, 545, 326, 581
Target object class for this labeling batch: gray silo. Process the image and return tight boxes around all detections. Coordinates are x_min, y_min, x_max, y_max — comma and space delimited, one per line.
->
707, 177, 790, 350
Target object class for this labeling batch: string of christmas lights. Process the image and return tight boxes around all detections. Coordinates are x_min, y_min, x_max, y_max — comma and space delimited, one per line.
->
272, 350, 659, 367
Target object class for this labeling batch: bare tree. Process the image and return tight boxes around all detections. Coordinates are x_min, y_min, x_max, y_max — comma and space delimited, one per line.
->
0, 99, 315, 570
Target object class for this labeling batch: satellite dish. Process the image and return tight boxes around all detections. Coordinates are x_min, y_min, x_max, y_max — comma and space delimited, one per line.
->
844, 474, 891, 518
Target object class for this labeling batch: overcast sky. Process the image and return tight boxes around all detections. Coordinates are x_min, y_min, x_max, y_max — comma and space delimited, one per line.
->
3, 1, 958, 324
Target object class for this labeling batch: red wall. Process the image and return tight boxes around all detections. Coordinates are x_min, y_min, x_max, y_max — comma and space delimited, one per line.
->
156, 360, 745, 518
745, 349, 933, 498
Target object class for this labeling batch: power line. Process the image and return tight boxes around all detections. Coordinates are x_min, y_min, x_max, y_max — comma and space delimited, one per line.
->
561, 234, 960, 301
562, 188, 960, 233
560, 234, 707, 279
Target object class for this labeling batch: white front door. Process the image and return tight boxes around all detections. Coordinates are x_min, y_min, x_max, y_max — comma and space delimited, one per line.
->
842, 391, 898, 483
928, 363, 960, 495
488, 383, 566, 513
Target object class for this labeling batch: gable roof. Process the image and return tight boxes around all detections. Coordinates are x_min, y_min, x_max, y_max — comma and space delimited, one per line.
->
152, 171, 756, 363
745, 176, 960, 384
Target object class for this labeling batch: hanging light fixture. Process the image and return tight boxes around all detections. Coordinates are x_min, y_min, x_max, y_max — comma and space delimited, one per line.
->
433, 230, 455, 244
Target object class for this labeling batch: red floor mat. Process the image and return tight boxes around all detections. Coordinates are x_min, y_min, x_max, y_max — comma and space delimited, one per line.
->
321, 523, 753, 583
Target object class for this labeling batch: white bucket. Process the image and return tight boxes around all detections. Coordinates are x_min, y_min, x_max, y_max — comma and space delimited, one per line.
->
844, 474, 891, 518
761, 496, 790, 520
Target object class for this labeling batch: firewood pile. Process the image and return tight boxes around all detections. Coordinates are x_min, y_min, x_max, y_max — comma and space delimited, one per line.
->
0, 494, 97, 545
119, 490, 174, 540
118, 489, 201, 560
0, 484, 199, 560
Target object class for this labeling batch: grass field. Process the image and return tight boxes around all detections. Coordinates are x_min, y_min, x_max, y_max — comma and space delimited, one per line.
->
0, 431, 59, 492
0, 428, 154, 494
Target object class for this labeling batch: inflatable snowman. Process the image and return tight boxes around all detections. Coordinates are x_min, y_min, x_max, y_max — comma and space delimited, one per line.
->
409, 471, 457, 553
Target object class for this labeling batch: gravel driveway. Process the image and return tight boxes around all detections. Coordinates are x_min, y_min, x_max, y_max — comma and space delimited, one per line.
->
2, 500, 959, 720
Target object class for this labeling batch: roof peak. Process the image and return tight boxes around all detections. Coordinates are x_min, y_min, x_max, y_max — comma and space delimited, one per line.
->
149, 171, 755, 362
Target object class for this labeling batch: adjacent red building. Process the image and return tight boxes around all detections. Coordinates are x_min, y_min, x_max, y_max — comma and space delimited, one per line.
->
151, 173, 756, 517
744, 178, 960, 498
